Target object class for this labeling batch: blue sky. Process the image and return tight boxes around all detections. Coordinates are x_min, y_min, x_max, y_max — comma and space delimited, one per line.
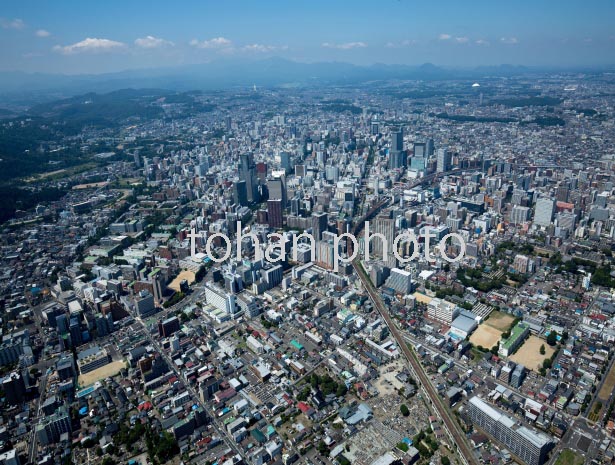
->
1, 0, 614, 74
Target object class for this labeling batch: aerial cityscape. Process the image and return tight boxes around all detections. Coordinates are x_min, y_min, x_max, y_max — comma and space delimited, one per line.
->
1, 2, 615, 465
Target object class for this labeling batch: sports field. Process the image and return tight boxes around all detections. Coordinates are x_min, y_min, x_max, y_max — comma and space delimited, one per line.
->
469, 325, 502, 350
78, 361, 125, 386
168, 270, 196, 292
509, 335, 555, 370
484, 311, 515, 331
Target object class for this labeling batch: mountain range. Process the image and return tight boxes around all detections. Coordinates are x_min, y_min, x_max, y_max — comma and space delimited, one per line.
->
0, 58, 611, 106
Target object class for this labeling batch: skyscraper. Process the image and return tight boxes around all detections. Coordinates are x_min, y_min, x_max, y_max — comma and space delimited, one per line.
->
388, 128, 405, 169
233, 180, 248, 206
370, 215, 397, 268
267, 176, 287, 207
239, 153, 258, 203
279, 151, 292, 172
534, 198, 556, 227
436, 148, 451, 173
413, 142, 427, 158
311, 212, 328, 241
267, 199, 283, 229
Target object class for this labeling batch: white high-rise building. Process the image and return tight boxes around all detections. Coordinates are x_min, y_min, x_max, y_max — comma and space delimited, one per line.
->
534, 198, 555, 227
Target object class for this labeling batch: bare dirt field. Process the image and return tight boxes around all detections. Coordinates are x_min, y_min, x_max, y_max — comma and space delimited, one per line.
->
168, 270, 196, 292
78, 360, 125, 386
470, 324, 502, 349
72, 181, 109, 189
484, 311, 515, 331
509, 335, 555, 371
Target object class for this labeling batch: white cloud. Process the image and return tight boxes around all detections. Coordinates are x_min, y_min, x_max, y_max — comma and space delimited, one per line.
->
386, 39, 418, 48
0, 18, 25, 30
53, 37, 126, 55
35, 29, 50, 37
190, 37, 233, 49
475, 39, 490, 46
242, 43, 288, 53
455, 37, 469, 44
438, 33, 451, 40
500, 37, 519, 44
135, 35, 174, 48
321, 41, 367, 50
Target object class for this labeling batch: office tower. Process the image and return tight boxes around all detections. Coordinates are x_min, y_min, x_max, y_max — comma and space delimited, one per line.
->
225, 116, 232, 131
279, 151, 292, 172
436, 148, 451, 173
371, 215, 397, 268
413, 142, 427, 158
325, 165, 340, 183
158, 316, 180, 338
534, 198, 556, 227
256, 162, 268, 182
2, 371, 26, 405
556, 184, 569, 202
239, 153, 258, 203
267, 199, 283, 229
386, 268, 414, 294
511, 205, 531, 225
371, 120, 379, 135
69, 317, 82, 347
556, 212, 576, 231
267, 177, 287, 207
56, 313, 69, 334
467, 397, 553, 465
311, 212, 328, 241
427, 138, 435, 156
233, 180, 248, 206
388, 128, 405, 169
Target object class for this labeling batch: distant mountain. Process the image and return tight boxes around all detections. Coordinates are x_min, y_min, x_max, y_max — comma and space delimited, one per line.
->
0, 58, 612, 106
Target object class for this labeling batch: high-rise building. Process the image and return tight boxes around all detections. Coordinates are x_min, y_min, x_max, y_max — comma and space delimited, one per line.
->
279, 151, 292, 172
35, 405, 72, 445
386, 268, 414, 295
311, 212, 328, 241
369, 215, 396, 268
233, 180, 248, 206
204, 282, 237, 317
510, 205, 531, 225
466, 396, 553, 465
534, 198, 556, 227
436, 148, 451, 172
388, 128, 405, 169
239, 153, 258, 203
267, 199, 283, 229
413, 142, 427, 158
427, 298, 459, 324
267, 177, 287, 206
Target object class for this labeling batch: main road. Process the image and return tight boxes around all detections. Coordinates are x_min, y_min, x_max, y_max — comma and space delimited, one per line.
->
352, 260, 479, 465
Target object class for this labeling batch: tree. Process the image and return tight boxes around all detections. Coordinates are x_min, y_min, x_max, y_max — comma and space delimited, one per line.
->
442, 457, 451, 465
397, 442, 409, 452
400, 404, 410, 417
546, 332, 557, 346
540, 344, 546, 355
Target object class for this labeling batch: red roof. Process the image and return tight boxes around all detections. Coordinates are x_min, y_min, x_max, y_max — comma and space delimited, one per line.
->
138, 401, 152, 411
296, 402, 311, 413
